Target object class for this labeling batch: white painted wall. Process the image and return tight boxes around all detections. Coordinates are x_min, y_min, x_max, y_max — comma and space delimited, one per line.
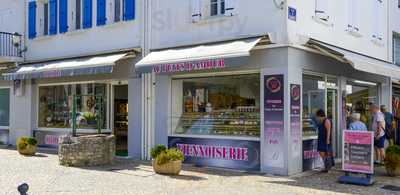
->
149, 0, 287, 49
0, 0, 25, 34
24, 0, 142, 62
287, 0, 389, 62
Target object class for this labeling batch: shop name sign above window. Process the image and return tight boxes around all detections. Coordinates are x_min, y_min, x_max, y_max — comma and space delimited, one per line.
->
152, 59, 225, 73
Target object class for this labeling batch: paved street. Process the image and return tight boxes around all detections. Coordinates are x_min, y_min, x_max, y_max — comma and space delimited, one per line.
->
0, 148, 399, 195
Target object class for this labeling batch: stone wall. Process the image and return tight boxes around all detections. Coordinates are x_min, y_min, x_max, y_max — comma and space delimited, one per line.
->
58, 135, 115, 167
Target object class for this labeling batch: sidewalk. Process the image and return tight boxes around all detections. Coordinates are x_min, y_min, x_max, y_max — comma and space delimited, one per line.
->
0, 148, 399, 195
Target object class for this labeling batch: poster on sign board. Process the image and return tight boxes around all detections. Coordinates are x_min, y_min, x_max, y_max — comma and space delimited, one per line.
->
263, 74, 284, 168
342, 130, 374, 174
290, 84, 301, 158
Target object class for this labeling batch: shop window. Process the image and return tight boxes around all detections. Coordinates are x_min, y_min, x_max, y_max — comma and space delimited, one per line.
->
345, 80, 379, 129
171, 74, 260, 138
38, 83, 108, 130
0, 89, 10, 127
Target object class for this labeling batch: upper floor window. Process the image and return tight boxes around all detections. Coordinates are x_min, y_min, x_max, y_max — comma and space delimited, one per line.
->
210, 0, 225, 16
346, 0, 361, 34
315, 0, 329, 21
394, 34, 400, 66
191, 0, 237, 23
28, 0, 135, 39
371, 0, 384, 43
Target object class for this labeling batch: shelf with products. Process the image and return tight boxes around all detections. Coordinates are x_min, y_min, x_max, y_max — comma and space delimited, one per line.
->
174, 109, 260, 137
302, 117, 318, 140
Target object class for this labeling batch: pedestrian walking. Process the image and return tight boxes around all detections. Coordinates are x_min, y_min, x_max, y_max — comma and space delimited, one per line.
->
381, 105, 394, 145
315, 109, 334, 172
348, 113, 368, 131
370, 104, 386, 165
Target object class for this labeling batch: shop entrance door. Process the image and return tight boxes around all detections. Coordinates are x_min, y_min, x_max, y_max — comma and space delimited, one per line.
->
327, 88, 340, 158
113, 85, 128, 157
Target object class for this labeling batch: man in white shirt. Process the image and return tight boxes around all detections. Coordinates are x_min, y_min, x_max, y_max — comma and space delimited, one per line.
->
370, 104, 386, 164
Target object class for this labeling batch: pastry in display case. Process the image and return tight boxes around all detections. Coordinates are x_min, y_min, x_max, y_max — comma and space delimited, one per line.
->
174, 107, 260, 137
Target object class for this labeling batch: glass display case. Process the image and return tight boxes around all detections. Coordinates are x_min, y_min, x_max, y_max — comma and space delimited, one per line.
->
172, 74, 261, 138
173, 109, 260, 137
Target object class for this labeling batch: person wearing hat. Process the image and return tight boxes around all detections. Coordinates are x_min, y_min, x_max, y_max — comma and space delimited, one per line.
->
349, 113, 367, 131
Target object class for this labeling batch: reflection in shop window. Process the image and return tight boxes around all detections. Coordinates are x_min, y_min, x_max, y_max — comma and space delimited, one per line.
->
345, 80, 378, 129
0, 89, 10, 127
172, 74, 260, 137
38, 83, 108, 129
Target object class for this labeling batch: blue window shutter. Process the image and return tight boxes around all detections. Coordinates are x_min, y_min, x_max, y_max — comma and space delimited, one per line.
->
97, 0, 106, 26
83, 0, 93, 28
28, 1, 37, 39
49, 0, 58, 35
59, 0, 68, 33
123, 0, 135, 21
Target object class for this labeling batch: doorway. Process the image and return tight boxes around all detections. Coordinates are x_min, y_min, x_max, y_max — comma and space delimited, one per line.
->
327, 88, 339, 158
113, 85, 128, 157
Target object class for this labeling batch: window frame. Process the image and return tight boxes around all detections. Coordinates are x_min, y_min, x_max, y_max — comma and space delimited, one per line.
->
210, 0, 225, 17
36, 81, 111, 132
394, 33, 400, 66
0, 87, 11, 129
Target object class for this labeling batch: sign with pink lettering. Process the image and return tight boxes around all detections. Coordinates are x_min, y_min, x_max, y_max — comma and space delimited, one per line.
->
153, 59, 225, 74
342, 130, 374, 174
264, 75, 284, 168
290, 84, 301, 158
168, 136, 260, 171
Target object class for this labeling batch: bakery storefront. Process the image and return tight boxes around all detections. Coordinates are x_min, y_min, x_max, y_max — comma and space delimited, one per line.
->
3, 52, 138, 157
136, 36, 282, 172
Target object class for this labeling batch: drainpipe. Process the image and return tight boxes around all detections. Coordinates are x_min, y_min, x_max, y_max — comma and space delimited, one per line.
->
141, 0, 155, 160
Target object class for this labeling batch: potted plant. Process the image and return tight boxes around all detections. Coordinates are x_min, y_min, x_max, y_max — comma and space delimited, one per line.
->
150, 144, 184, 175
384, 145, 400, 177
17, 137, 38, 156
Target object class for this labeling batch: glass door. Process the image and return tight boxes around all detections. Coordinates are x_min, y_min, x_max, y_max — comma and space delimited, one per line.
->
327, 88, 340, 158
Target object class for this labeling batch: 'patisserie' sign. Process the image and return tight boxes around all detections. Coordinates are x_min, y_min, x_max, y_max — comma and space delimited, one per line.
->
169, 136, 260, 171
176, 143, 249, 161
153, 59, 225, 73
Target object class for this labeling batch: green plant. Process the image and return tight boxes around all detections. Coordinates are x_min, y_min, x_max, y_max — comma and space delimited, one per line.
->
150, 144, 167, 159
155, 148, 184, 165
166, 148, 184, 162
16, 137, 37, 151
82, 112, 97, 121
385, 145, 400, 170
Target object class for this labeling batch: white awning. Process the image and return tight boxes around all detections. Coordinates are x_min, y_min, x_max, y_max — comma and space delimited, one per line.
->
306, 39, 400, 79
136, 37, 264, 73
3, 53, 128, 80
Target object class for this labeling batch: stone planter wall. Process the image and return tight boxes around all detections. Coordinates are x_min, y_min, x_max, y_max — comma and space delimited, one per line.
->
58, 135, 115, 167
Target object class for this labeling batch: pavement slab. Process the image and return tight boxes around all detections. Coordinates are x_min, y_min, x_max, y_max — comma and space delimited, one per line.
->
0, 148, 399, 195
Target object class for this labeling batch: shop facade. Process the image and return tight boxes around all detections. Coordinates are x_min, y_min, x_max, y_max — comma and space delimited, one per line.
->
136, 36, 394, 175
3, 52, 143, 158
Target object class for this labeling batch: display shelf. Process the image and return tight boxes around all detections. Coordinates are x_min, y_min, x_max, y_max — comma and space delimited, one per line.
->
174, 111, 260, 137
